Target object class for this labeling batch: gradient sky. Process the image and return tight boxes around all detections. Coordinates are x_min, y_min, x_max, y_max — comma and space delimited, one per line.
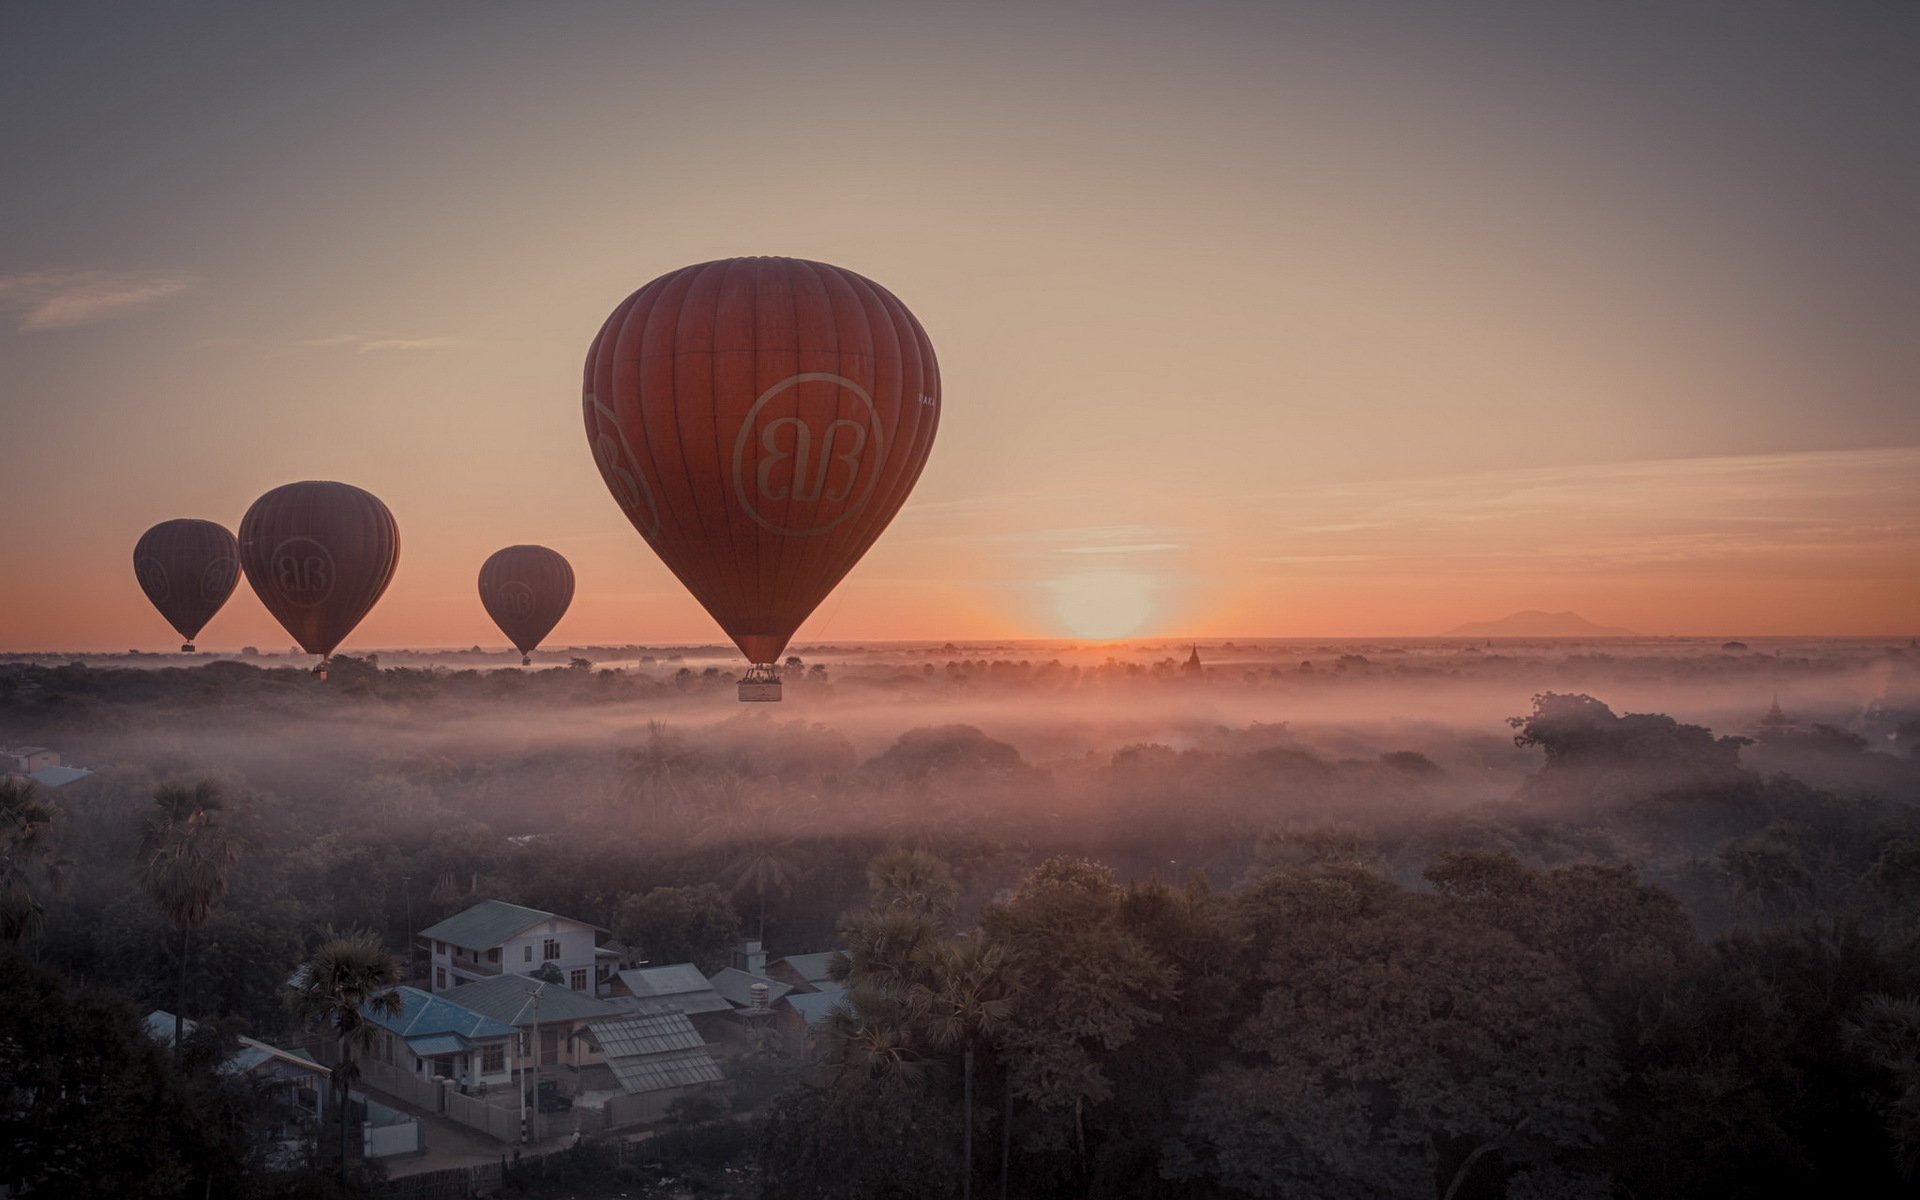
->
2, 0, 1915, 650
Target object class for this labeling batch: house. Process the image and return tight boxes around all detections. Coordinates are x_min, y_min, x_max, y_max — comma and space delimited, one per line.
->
606, 963, 736, 1043
4, 746, 59, 774
776, 987, 853, 1060
443, 972, 622, 1090
145, 1011, 338, 1167
767, 952, 839, 993
705, 967, 793, 1047
358, 985, 519, 1093
579, 1010, 725, 1126
419, 899, 610, 995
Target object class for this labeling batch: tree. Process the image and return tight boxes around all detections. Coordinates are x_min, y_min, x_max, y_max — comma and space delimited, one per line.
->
913, 937, 1016, 1200
289, 931, 404, 1185
721, 823, 805, 941
0, 777, 70, 944
867, 847, 959, 923
612, 883, 742, 973
134, 780, 241, 1053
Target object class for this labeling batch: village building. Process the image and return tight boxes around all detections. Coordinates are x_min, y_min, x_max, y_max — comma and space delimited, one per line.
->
356, 985, 520, 1094
577, 1009, 725, 1124
441, 971, 623, 1094
776, 986, 853, 1059
766, 952, 839, 993
418, 898, 614, 995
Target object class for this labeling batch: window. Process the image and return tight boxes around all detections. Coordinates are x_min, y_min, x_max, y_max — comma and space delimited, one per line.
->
570, 968, 587, 991
482, 1043, 504, 1074
487, 947, 500, 963
542, 938, 561, 961
435, 967, 446, 990
433, 940, 444, 955
524, 945, 533, 963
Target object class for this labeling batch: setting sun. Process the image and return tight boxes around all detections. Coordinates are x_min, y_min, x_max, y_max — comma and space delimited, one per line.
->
1049, 572, 1157, 641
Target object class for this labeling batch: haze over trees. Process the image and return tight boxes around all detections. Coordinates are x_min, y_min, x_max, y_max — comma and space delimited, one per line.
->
1, 638, 1917, 1195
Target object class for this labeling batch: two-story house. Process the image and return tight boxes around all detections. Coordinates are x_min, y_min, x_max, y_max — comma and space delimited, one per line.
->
419, 899, 610, 994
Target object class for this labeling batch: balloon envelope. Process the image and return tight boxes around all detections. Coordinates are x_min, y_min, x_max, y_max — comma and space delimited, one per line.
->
238, 481, 399, 659
583, 257, 939, 665
479, 545, 574, 661
133, 519, 240, 647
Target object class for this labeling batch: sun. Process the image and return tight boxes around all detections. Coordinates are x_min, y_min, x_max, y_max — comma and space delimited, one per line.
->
1050, 572, 1157, 641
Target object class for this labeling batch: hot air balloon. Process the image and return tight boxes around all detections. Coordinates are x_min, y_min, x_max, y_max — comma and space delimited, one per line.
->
238, 481, 399, 677
583, 257, 939, 701
479, 545, 574, 666
133, 519, 240, 652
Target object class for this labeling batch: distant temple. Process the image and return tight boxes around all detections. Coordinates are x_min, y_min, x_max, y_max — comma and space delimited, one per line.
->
1748, 695, 1808, 739
1183, 644, 1204, 680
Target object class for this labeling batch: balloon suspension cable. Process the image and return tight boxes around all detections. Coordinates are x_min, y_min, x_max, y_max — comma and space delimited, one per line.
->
737, 662, 783, 703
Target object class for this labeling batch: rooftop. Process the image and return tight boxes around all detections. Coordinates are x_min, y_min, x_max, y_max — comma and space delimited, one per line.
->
445, 972, 621, 1027
785, 987, 854, 1028
770, 952, 839, 986
419, 899, 568, 950
361, 986, 518, 1048
586, 1010, 708, 1058
604, 1047, 724, 1095
707, 967, 794, 1009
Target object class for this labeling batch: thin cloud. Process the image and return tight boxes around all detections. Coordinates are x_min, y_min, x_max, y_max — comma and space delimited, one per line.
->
0, 268, 196, 332
301, 332, 464, 353
1061, 543, 1182, 555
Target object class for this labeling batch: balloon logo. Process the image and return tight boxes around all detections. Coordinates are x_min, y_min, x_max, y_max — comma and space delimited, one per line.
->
134, 518, 242, 652
583, 257, 939, 699
239, 481, 399, 674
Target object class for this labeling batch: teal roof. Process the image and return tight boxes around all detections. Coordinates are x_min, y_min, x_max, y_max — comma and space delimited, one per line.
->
418, 899, 564, 951
786, 987, 853, 1027
445, 973, 621, 1026
406, 1033, 473, 1058
361, 986, 516, 1044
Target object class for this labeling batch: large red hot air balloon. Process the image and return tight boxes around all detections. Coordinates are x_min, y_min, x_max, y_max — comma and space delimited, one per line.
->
133, 519, 240, 652
583, 257, 939, 701
238, 481, 399, 676
479, 545, 574, 665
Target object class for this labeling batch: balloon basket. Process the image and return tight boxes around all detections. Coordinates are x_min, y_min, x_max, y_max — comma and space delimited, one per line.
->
521, 655, 532, 667
312, 661, 329, 680
737, 664, 782, 703
181, 643, 195, 653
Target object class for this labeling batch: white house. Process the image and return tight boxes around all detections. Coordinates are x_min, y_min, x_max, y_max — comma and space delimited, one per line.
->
419, 899, 610, 995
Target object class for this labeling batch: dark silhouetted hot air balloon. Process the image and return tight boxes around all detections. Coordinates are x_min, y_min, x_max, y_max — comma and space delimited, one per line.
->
238, 481, 399, 677
583, 257, 939, 701
479, 545, 574, 665
133, 519, 240, 652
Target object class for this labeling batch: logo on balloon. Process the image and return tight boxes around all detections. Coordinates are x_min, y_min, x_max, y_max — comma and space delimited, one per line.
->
137, 556, 170, 602
732, 373, 886, 537
269, 537, 336, 608
586, 393, 662, 541
496, 580, 536, 619
201, 556, 237, 604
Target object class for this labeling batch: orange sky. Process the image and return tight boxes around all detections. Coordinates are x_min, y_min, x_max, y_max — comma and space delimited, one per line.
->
2, 2, 1915, 651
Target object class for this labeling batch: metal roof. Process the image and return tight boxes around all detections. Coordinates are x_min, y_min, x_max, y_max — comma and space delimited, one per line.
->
706, 967, 793, 1009
361, 986, 517, 1042
604, 1047, 724, 1095
606, 992, 735, 1017
785, 987, 853, 1028
771, 952, 840, 986
405, 1033, 473, 1058
418, 899, 566, 950
586, 1010, 707, 1058
444, 973, 621, 1026
617, 963, 712, 999
30, 766, 93, 788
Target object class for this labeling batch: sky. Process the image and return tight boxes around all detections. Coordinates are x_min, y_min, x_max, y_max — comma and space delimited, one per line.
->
1, 0, 1915, 651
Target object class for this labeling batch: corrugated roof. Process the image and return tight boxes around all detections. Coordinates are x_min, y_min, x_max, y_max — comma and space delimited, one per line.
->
771, 952, 840, 986
361, 986, 517, 1042
418, 899, 563, 950
616, 963, 711, 999
606, 992, 735, 1017
604, 1047, 724, 1095
706, 967, 793, 1009
785, 987, 853, 1028
586, 1011, 707, 1058
445, 973, 620, 1026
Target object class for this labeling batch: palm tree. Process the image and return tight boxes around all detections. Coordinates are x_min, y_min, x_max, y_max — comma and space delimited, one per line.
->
914, 938, 1016, 1200
0, 778, 71, 944
716, 814, 806, 941
867, 847, 958, 923
134, 780, 240, 1051
623, 720, 688, 818
290, 931, 404, 1184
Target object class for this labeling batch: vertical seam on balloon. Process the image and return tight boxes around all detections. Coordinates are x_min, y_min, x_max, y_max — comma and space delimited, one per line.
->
709, 258, 754, 653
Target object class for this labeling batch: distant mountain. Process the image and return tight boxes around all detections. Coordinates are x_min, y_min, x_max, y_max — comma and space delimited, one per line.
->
1446, 610, 1636, 638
